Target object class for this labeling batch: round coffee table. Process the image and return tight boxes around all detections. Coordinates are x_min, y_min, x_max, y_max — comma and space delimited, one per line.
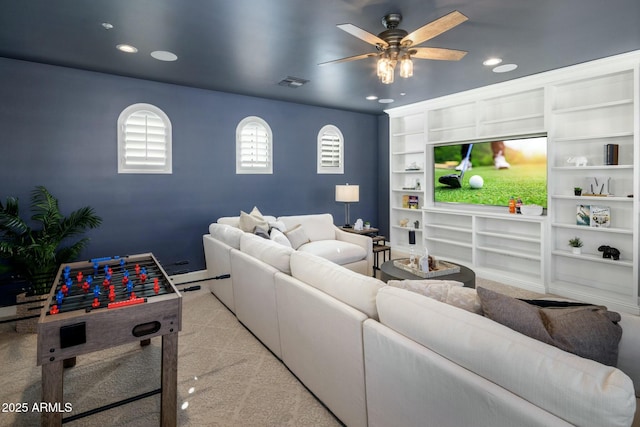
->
380, 259, 475, 288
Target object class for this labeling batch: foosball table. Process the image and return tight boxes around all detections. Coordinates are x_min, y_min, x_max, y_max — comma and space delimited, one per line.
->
37, 253, 182, 426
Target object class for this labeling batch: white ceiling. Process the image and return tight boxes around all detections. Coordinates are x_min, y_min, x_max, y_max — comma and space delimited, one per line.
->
1, 0, 639, 114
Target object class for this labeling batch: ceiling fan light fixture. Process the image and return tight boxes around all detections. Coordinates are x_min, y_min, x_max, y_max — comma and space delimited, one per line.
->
400, 54, 413, 78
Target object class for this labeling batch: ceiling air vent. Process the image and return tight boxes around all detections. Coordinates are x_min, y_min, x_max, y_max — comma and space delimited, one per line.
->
278, 76, 309, 88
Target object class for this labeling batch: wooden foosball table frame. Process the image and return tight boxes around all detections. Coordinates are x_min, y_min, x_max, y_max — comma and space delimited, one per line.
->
37, 253, 182, 426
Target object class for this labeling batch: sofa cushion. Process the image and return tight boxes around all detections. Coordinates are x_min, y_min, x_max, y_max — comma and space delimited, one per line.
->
290, 251, 384, 319
278, 214, 336, 242
375, 286, 636, 427
388, 279, 482, 314
298, 240, 367, 266
477, 287, 623, 366
284, 225, 311, 250
209, 223, 244, 249
240, 233, 294, 274
270, 228, 292, 248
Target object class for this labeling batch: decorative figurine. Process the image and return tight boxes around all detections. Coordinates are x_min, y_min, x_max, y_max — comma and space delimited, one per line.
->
598, 245, 620, 260
567, 156, 588, 167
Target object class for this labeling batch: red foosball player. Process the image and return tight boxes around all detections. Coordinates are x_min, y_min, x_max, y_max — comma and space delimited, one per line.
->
82, 281, 90, 293
77, 271, 83, 283
103, 278, 110, 288
92, 298, 100, 308
61, 283, 69, 296
140, 273, 147, 284
122, 276, 129, 286
135, 264, 141, 275
153, 278, 160, 294
130, 291, 137, 300
49, 305, 59, 315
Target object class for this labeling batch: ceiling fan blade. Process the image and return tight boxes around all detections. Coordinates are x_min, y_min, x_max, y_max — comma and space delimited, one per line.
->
318, 52, 378, 66
337, 23, 389, 47
411, 47, 467, 61
401, 10, 468, 47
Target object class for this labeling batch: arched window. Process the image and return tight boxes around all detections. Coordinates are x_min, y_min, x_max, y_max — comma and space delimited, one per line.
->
117, 103, 172, 174
317, 124, 344, 174
236, 116, 273, 174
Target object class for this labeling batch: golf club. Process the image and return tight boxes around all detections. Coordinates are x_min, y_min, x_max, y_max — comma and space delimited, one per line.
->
439, 144, 473, 188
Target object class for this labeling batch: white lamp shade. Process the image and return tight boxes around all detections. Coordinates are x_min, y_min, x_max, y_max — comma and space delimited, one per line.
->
335, 184, 359, 203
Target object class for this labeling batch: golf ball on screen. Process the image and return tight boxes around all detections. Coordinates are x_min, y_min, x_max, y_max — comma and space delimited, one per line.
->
469, 175, 484, 189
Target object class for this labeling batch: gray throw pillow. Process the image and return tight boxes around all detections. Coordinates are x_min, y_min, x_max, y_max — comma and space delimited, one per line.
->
477, 287, 622, 366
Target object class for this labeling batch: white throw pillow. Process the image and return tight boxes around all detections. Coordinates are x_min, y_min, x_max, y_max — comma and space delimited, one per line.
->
284, 224, 311, 250
238, 206, 268, 232
270, 228, 292, 248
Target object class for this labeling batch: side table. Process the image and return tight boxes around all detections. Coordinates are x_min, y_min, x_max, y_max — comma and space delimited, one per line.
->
340, 227, 391, 276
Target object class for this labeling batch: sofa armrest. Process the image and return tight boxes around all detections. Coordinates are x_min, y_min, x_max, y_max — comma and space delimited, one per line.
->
335, 227, 373, 273
618, 312, 640, 397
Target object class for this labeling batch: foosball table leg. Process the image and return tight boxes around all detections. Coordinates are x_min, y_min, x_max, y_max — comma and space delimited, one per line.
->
161, 331, 179, 427
41, 359, 64, 427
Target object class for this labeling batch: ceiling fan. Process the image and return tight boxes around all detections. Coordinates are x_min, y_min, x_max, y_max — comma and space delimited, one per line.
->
320, 10, 468, 84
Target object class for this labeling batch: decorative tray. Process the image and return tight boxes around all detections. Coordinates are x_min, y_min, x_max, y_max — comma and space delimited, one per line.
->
393, 258, 460, 278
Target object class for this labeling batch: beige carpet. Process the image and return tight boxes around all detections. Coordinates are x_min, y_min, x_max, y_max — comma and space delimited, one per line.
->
0, 287, 341, 426
0, 263, 550, 427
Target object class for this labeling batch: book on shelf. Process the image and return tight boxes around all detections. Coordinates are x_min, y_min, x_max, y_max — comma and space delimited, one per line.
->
576, 204, 610, 227
590, 205, 611, 228
403, 195, 419, 209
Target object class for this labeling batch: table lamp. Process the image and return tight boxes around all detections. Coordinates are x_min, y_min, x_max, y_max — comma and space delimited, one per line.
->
335, 184, 359, 228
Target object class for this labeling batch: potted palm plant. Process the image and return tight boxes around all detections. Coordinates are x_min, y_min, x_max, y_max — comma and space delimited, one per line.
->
0, 186, 102, 331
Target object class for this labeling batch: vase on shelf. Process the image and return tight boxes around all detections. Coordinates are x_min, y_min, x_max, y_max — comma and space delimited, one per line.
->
572, 247, 581, 255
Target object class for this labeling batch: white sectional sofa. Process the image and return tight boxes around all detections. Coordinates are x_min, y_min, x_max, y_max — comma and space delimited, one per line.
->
202, 213, 640, 427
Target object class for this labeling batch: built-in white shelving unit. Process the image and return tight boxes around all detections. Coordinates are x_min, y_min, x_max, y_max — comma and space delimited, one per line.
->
389, 112, 426, 253
387, 51, 640, 313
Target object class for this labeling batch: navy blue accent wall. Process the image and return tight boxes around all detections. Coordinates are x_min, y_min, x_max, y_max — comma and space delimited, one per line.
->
0, 58, 382, 273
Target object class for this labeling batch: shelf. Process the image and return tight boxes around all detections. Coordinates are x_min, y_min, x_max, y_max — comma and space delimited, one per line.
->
424, 237, 472, 249
476, 230, 539, 243
391, 207, 423, 213
391, 149, 424, 156
553, 132, 633, 142
424, 223, 472, 233
391, 225, 422, 232
551, 223, 633, 235
392, 188, 423, 193
392, 130, 424, 137
551, 250, 633, 268
552, 99, 633, 114
551, 195, 633, 203
477, 245, 541, 261
551, 165, 633, 171
429, 123, 475, 133
392, 169, 423, 174
480, 113, 544, 125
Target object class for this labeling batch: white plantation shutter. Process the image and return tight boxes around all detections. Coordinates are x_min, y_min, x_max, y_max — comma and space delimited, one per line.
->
118, 104, 172, 174
317, 125, 344, 174
236, 116, 273, 174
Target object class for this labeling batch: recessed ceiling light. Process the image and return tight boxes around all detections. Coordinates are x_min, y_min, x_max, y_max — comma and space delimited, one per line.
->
492, 63, 518, 73
116, 44, 138, 53
366, 95, 378, 101
101, 22, 114, 30
483, 57, 502, 66
378, 98, 394, 104
151, 50, 178, 62
400, 92, 406, 96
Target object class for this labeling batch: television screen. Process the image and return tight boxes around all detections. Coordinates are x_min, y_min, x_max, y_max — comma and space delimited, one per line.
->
433, 136, 547, 208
